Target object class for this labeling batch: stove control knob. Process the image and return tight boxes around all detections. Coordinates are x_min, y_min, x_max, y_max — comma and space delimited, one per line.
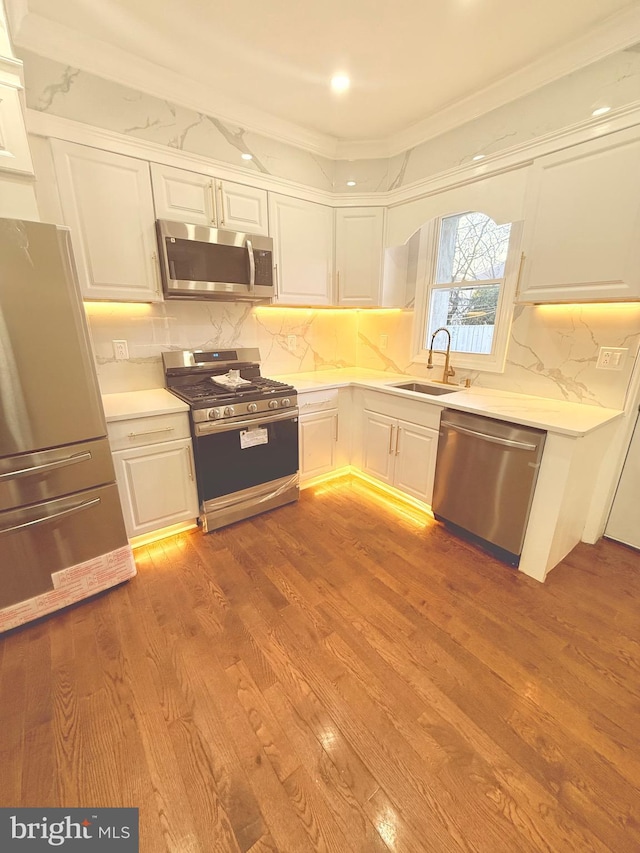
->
224, 406, 235, 417
281, 398, 291, 408
208, 408, 222, 420
247, 403, 258, 413
268, 400, 279, 410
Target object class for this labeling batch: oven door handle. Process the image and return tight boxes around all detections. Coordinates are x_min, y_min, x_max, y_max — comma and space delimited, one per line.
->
195, 409, 298, 436
247, 238, 256, 294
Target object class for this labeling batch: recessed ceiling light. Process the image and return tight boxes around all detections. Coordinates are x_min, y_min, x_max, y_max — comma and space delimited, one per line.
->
241, 153, 253, 160
331, 73, 350, 93
346, 180, 357, 187
591, 106, 611, 117
472, 154, 485, 161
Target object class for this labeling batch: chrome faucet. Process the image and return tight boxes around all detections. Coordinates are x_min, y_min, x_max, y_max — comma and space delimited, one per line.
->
427, 327, 456, 384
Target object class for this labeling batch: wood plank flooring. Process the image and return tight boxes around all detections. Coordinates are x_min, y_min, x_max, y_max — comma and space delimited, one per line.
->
1, 474, 639, 852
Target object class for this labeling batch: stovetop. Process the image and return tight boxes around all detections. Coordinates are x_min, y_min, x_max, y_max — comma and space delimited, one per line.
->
170, 376, 295, 408
162, 348, 297, 425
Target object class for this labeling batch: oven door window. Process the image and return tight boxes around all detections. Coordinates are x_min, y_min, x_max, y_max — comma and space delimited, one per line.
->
194, 417, 299, 500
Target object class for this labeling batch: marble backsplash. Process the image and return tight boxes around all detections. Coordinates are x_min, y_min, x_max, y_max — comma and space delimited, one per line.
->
19, 46, 640, 193
88, 300, 639, 411
357, 303, 640, 410
86, 301, 358, 394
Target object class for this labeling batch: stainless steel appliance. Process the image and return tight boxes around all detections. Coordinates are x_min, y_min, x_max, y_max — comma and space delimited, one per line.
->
156, 219, 274, 301
0, 219, 135, 633
432, 409, 546, 566
163, 349, 298, 531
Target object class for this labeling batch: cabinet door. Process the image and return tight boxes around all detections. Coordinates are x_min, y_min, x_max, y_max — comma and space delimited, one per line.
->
52, 141, 161, 301
219, 180, 269, 235
113, 438, 199, 538
300, 411, 337, 482
362, 410, 396, 485
335, 207, 384, 306
151, 162, 216, 225
269, 194, 334, 305
518, 126, 640, 303
394, 421, 439, 504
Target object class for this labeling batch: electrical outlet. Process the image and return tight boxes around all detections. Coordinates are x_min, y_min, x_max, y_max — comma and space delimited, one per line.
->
287, 335, 297, 352
596, 346, 628, 370
112, 340, 129, 360
379, 334, 388, 350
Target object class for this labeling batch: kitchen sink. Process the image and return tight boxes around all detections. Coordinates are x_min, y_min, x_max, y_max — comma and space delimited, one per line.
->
393, 382, 460, 396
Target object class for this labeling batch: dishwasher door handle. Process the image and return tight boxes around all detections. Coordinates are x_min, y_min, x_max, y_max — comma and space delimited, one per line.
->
441, 422, 538, 451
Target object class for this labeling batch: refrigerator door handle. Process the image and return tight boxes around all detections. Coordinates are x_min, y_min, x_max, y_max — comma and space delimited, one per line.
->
0, 451, 93, 481
0, 496, 101, 535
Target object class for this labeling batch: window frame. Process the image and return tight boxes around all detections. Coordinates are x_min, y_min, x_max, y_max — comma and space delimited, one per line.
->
411, 213, 523, 374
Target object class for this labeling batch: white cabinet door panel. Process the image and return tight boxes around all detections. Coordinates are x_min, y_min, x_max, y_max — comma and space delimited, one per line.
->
394, 421, 439, 504
220, 181, 268, 235
335, 207, 384, 306
151, 162, 215, 225
269, 194, 334, 305
300, 411, 337, 480
113, 438, 199, 538
519, 126, 640, 302
52, 141, 160, 301
362, 411, 395, 485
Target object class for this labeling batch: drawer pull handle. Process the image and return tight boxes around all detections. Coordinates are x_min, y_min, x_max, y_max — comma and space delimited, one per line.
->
0, 451, 92, 481
127, 427, 175, 439
185, 446, 195, 481
0, 497, 101, 535
301, 399, 333, 407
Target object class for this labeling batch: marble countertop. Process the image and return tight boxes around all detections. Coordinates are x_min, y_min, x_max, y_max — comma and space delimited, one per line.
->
102, 389, 189, 422
101, 370, 624, 436
272, 368, 624, 437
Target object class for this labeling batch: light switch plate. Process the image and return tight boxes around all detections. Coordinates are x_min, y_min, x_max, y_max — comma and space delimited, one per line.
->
596, 346, 628, 370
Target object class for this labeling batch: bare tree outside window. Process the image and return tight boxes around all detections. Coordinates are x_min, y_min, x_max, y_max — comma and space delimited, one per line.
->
427, 212, 512, 354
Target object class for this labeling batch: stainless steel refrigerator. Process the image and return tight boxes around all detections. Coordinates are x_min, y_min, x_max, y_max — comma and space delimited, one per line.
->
0, 219, 135, 633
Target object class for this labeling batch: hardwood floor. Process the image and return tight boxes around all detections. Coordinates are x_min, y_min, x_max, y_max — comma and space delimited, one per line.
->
1, 474, 639, 852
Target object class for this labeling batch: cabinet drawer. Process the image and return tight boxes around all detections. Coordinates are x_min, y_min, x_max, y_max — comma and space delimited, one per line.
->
298, 389, 339, 414
107, 412, 191, 451
361, 389, 442, 430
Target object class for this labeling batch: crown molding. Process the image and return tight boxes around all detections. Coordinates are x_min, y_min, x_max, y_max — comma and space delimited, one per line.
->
27, 98, 640, 213
12, 11, 340, 159
25, 109, 340, 206
10, 2, 640, 163
337, 4, 640, 160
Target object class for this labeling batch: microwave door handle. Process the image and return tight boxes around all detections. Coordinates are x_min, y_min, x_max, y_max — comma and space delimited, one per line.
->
246, 238, 256, 293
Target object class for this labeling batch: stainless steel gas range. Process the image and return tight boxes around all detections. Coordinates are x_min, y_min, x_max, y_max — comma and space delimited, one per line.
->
162, 348, 299, 531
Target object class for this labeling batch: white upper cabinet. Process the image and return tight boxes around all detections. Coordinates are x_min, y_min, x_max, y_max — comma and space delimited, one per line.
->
151, 162, 215, 225
51, 140, 161, 302
151, 163, 269, 235
517, 126, 640, 303
219, 180, 269, 235
335, 207, 384, 306
269, 193, 334, 305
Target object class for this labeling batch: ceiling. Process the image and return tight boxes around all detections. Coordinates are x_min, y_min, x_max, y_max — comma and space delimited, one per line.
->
6, 0, 640, 157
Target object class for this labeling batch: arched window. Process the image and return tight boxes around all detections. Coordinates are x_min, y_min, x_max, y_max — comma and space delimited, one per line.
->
414, 211, 522, 373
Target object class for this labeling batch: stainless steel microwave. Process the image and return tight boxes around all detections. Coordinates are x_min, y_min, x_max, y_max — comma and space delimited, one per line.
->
156, 219, 274, 301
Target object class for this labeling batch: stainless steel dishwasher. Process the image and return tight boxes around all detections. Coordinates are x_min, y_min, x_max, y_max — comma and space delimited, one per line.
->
432, 409, 546, 566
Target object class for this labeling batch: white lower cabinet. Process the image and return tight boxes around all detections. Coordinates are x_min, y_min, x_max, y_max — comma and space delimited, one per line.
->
298, 389, 349, 483
108, 412, 199, 538
354, 390, 442, 505
362, 411, 439, 504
